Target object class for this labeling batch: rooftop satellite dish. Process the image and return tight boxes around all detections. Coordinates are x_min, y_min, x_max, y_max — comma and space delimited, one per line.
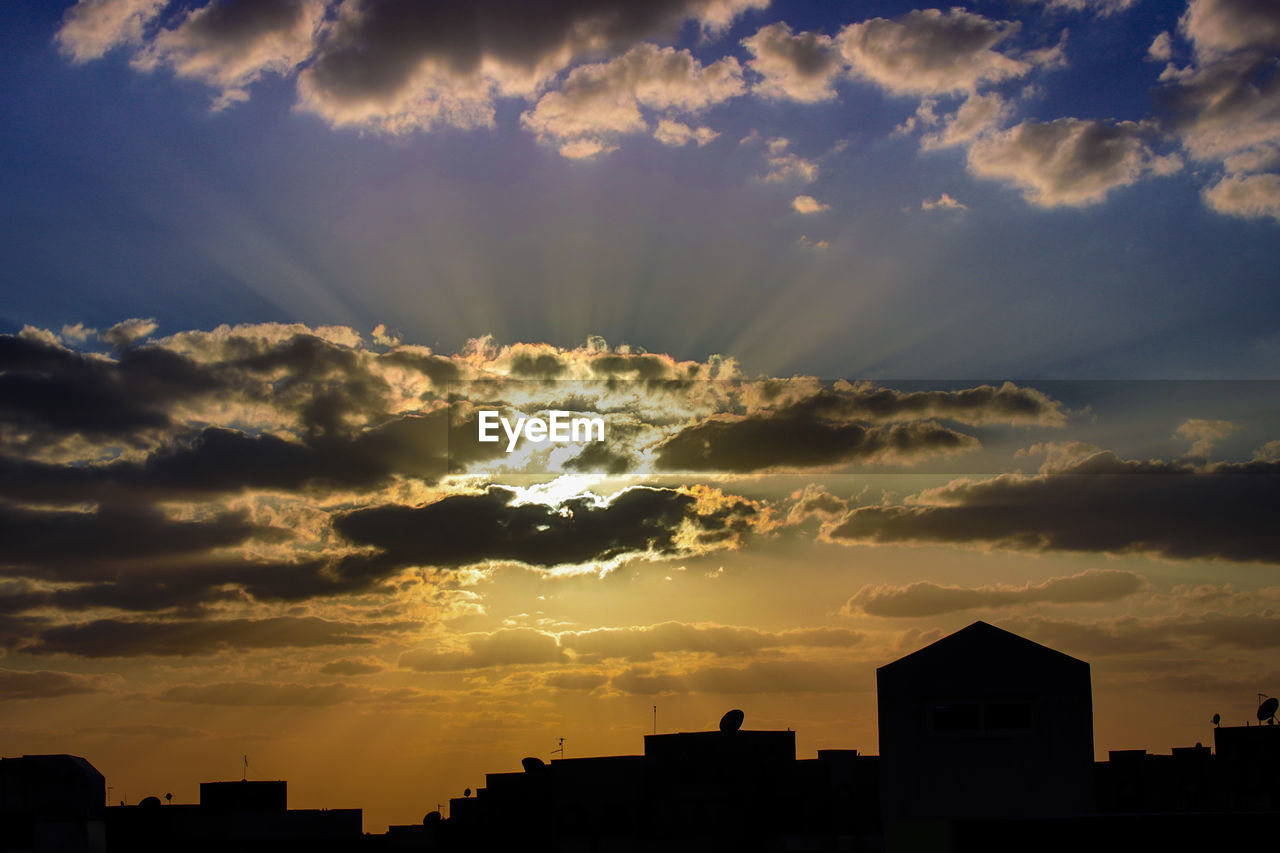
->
1211, 713, 1221, 727
1258, 696, 1278, 724
719, 709, 745, 733
521, 756, 545, 772
164, 793, 172, 803
463, 788, 471, 798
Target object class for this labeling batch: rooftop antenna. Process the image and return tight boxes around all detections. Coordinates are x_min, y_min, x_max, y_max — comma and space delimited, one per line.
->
551, 737, 565, 760
242, 755, 248, 782
652, 705, 657, 736
1258, 694, 1278, 726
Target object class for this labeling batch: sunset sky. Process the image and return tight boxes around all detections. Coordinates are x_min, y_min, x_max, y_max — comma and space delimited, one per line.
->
2, 0, 1279, 833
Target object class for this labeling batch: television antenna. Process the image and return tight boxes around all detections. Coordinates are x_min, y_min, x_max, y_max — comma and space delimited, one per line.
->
242, 755, 249, 781
1258, 694, 1278, 725
551, 737, 565, 759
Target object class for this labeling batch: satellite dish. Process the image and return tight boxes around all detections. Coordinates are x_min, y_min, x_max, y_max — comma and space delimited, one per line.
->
719, 709, 745, 733
139, 796, 162, 808
164, 793, 172, 803
463, 788, 471, 798
521, 756, 545, 772
1258, 696, 1278, 724
1211, 713, 1220, 727
424, 811, 441, 824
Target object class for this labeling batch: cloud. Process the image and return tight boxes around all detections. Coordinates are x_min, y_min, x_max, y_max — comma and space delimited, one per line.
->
102, 317, 157, 349
319, 657, 385, 676
133, 0, 326, 109
400, 628, 566, 672
559, 621, 863, 660
1149, 31, 1174, 62
791, 195, 830, 214
1175, 417, 1238, 458
655, 416, 977, 473
58, 0, 766, 135
0, 669, 98, 700
56, 0, 167, 63
843, 569, 1148, 617
610, 658, 872, 695
921, 192, 967, 211
651, 381, 1065, 473
18, 616, 397, 657
1202, 172, 1280, 221
156, 680, 401, 706
1155, 0, 1280, 219
335, 485, 768, 572
967, 118, 1182, 206
1002, 612, 1280, 658
652, 118, 719, 147
837, 8, 1037, 96
742, 22, 843, 102
297, 0, 762, 133
920, 92, 1008, 149
828, 449, 1280, 564
1033, 0, 1138, 14
520, 43, 744, 157
544, 671, 607, 691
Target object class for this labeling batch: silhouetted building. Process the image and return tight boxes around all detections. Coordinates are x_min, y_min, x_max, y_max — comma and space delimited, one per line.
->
0, 754, 105, 853
877, 621, 1095, 848
106, 777, 360, 852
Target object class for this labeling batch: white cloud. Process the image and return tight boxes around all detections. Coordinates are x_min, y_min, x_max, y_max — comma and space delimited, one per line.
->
133, 0, 325, 110
791, 195, 830, 214
921, 193, 967, 211
103, 317, 159, 349
837, 8, 1038, 96
521, 44, 744, 158
1202, 172, 1280, 220
56, 0, 167, 63
742, 22, 844, 102
920, 92, 1008, 149
1148, 31, 1174, 62
652, 119, 719, 147
967, 118, 1182, 207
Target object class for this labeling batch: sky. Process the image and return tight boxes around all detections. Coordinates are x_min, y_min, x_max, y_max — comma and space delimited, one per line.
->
1, 0, 1279, 833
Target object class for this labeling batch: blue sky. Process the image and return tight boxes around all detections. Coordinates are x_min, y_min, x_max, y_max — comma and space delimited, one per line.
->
3, 0, 1278, 378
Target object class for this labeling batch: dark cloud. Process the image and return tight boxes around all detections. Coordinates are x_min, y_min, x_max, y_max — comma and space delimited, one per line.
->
0, 333, 212, 449
17, 615, 401, 657
829, 450, 1280, 564
336, 485, 763, 571
0, 503, 261, 571
296, 0, 763, 131
0, 668, 97, 700
844, 569, 1148, 617
656, 416, 976, 472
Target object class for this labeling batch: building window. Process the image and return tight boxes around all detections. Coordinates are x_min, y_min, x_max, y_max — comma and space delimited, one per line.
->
929, 699, 1034, 735
985, 701, 1033, 730
931, 702, 981, 732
